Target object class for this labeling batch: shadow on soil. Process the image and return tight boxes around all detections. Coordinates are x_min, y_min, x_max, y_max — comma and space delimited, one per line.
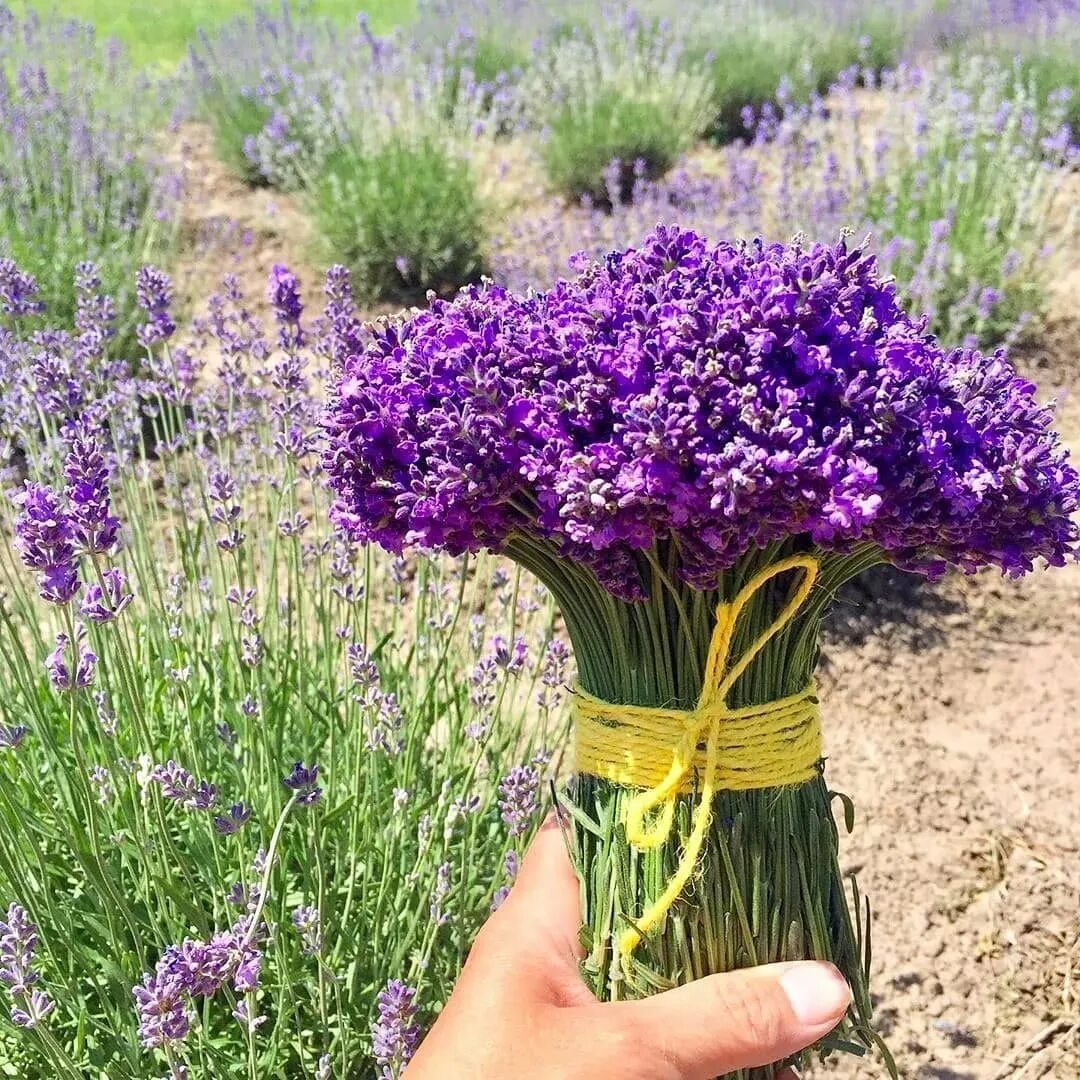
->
822, 564, 965, 651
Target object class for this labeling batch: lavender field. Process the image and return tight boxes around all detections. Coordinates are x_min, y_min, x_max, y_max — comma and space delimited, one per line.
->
0, 1, 1078, 1078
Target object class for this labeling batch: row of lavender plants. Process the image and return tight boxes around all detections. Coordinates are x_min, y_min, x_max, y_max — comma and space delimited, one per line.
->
187, 0, 1077, 342
0, 260, 567, 1078
495, 57, 1076, 347
0, 7, 181, 348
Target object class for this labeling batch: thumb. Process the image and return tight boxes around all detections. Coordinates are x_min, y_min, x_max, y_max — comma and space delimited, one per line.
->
613, 960, 851, 1080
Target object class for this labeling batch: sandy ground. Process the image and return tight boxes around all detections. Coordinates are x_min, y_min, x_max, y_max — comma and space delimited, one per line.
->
171, 111, 1080, 1080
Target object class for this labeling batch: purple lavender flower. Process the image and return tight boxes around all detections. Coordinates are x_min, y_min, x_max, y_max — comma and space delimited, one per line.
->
0, 904, 54, 1029
283, 761, 322, 805
12, 483, 80, 604
325, 227, 1079, 594
371, 979, 421, 1078
213, 803, 252, 836
64, 420, 120, 556
0, 260, 44, 318
133, 918, 262, 1048
497, 765, 541, 838
46, 627, 97, 691
268, 264, 304, 349
491, 634, 527, 675
291, 905, 321, 955
80, 567, 133, 623
0, 904, 40, 995
365, 693, 404, 757
135, 266, 176, 348
0, 727, 29, 751
132, 971, 191, 1048
347, 642, 380, 689
491, 849, 520, 912
152, 761, 217, 811
10, 988, 54, 1029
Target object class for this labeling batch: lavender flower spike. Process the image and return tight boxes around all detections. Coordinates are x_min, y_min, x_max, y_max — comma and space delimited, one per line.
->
372, 979, 421, 1079
283, 761, 322, 805
47, 627, 97, 691
81, 567, 133, 623
135, 266, 176, 348
64, 419, 120, 557
497, 765, 540, 838
268, 264, 304, 350
12, 483, 80, 605
0, 904, 55, 1029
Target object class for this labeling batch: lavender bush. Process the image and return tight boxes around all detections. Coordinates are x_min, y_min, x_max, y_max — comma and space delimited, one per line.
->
494, 57, 1075, 348
669, 0, 909, 141
188, 3, 345, 187
0, 7, 180, 345
0, 263, 566, 1077
522, 14, 714, 201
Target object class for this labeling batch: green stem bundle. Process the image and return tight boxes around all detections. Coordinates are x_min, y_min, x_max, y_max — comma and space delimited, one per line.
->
509, 533, 895, 1079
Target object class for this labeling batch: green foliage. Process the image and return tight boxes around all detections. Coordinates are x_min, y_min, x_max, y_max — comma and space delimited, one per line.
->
200, 81, 276, 186
0, 309, 563, 1076
528, 22, 713, 202
542, 90, 689, 203
311, 136, 488, 303
440, 34, 529, 130
1013, 48, 1080, 142
861, 61, 1069, 346
7, 0, 417, 69
695, 17, 906, 143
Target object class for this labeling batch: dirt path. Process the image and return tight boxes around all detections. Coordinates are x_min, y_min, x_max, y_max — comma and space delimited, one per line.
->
172, 122, 323, 319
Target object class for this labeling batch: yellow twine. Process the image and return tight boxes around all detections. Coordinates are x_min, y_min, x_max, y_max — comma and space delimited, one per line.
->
572, 554, 823, 960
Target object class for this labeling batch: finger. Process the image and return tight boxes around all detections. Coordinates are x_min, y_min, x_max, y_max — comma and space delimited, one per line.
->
501, 812, 587, 959
614, 960, 850, 1080
495, 814, 584, 964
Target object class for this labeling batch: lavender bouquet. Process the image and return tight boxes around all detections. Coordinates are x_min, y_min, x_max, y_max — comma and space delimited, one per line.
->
324, 226, 1079, 1078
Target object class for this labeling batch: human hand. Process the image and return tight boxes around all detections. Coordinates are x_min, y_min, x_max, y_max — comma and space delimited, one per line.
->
406, 817, 852, 1079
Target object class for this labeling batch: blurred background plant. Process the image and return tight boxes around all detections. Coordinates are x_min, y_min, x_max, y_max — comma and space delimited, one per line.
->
493, 55, 1075, 349
0, 6, 180, 347
188, 4, 344, 187
522, 14, 713, 202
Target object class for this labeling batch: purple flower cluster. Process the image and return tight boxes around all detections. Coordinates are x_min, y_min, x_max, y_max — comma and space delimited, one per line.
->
268, 264, 304, 350
497, 765, 541, 838
371, 978, 421, 1079
135, 266, 177, 348
213, 803, 253, 836
133, 917, 262, 1049
46, 626, 97, 691
0, 904, 54, 1029
291, 905, 321, 955
325, 227, 1079, 597
283, 761, 322, 805
151, 761, 218, 811
13, 484, 80, 605
11, 420, 124, 608
81, 567, 133, 623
